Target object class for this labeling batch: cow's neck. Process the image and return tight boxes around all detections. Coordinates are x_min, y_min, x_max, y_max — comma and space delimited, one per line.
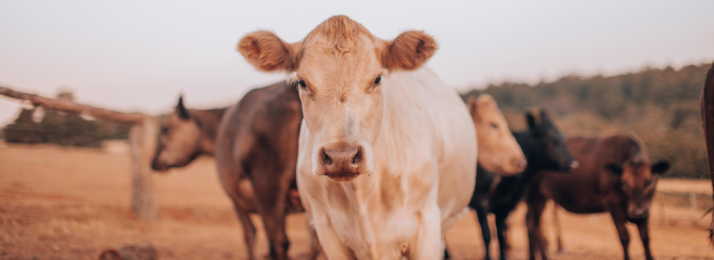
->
514, 131, 541, 181
191, 108, 225, 156
491, 132, 539, 206
199, 132, 216, 156
340, 179, 379, 255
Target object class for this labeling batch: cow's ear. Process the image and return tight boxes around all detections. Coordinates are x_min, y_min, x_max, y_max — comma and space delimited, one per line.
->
382, 31, 437, 71
478, 94, 497, 109
605, 163, 623, 176
176, 96, 190, 120
539, 109, 552, 126
99, 249, 122, 260
651, 160, 670, 175
467, 96, 478, 117
526, 112, 538, 130
238, 31, 299, 73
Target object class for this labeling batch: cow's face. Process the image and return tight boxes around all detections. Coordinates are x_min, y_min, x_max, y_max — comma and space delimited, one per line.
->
238, 15, 436, 181
151, 97, 202, 172
527, 109, 578, 172
468, 95, 526, 175
606, 158, 670, 220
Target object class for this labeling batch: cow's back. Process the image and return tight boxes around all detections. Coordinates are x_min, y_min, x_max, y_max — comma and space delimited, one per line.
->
537, 135, 641, 213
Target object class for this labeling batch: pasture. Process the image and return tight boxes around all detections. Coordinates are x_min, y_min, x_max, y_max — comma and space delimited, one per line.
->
2, 142, 713, 260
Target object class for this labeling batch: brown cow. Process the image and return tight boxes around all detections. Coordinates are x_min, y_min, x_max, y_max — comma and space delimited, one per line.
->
700, 62, 714, 242
151, 96, 225, 171
214, 81, 314, 260
526, 134, 670, 260
151, 86, 315, 260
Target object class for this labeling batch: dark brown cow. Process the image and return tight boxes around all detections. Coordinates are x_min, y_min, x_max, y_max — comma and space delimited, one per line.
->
700, 62, 714, 242
151, 84, 315, 260
151, 97, 225, 171
526, 134, 669, 260
215, 81, 315, 260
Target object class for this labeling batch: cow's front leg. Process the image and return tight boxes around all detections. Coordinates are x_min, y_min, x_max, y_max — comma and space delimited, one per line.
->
610, 209, 631, 260
635, 218, 653, 260
312, 215, 354, 260
307, 219, 326, 260
408, 207, 442, 260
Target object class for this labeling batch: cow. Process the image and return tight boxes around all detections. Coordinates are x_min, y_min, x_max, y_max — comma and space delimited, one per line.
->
237, 15, 477, 259
151, 96, 225, 171
469, 109, 577, 260
467, 95, 527, 176
214, 81, 317, 260
525, 134, 670, 260
151, 86, 316, 260
700, 62, 714, 242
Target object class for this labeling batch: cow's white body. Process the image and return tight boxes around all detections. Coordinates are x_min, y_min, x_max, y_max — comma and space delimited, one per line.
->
296, 68, 477, 259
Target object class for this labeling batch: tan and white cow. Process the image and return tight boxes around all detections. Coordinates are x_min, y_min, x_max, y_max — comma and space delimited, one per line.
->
238, 16, 477, 259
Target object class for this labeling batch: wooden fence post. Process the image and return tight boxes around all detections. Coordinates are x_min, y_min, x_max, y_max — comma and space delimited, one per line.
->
129, 116, 158, 220
690, 192, 699, 225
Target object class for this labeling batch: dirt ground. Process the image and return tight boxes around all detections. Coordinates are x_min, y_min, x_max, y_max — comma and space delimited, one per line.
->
2, 143, 714, 260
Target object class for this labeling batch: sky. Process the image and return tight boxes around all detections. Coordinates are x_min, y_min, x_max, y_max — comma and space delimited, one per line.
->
1, 0, 713, 125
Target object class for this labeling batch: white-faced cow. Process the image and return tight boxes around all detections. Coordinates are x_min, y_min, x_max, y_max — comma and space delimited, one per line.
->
238, 15, 477, 259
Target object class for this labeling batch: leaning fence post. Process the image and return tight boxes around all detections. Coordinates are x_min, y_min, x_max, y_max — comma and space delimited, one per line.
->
129, 116, 158, 220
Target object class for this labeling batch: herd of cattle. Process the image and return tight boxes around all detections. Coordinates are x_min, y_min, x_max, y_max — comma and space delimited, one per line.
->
147, 16, 685, 260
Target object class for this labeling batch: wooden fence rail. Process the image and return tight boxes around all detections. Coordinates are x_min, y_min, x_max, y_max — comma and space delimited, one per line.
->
0, 85, 158, 220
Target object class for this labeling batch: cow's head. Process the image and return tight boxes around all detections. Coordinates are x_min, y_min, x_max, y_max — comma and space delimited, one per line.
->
606, 158, 670, 221
468, 95, 526, 175
151, 96, 202, 172
526, 109, 578, 172
238, 15, 437, 181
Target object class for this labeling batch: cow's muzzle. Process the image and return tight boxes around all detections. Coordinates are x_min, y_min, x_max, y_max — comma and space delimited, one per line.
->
317, 142, 368, 181
150, 157, 169, 172
629, 208, 649, 218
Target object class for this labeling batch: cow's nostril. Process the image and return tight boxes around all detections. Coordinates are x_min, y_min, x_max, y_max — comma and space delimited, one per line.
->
322, 149, 333, 166
630, 208, 648, 217
352, 149, 361, 165
569, 161, 580, 170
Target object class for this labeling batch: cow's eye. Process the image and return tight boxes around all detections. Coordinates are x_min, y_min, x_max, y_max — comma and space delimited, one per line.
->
646, 179, 655, 186
491, 123, 498, 129
161, 127, 170, 134
374, 76, 381, 85
620, 181, 628, 190
298, 80, 306, 88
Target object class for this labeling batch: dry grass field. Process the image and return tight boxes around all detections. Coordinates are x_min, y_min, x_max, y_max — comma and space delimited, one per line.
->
2, 142, 714, 259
